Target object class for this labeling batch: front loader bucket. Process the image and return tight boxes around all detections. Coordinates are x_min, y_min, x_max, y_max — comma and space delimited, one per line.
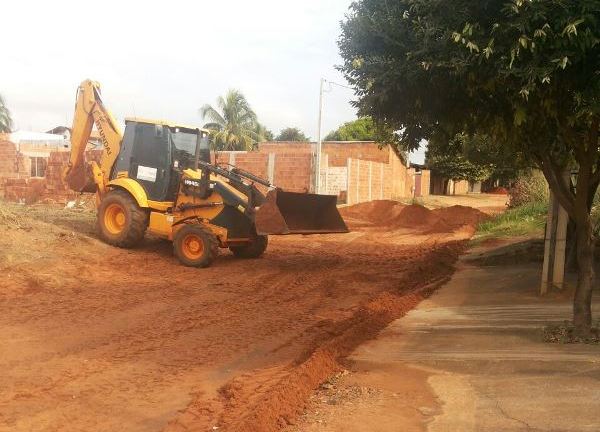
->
255, 190, 349, 235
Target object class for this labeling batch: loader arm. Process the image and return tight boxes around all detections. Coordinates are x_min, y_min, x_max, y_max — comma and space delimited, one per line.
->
63, 80, 123, 195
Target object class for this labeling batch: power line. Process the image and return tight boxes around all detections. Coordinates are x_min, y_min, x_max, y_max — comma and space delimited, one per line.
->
324, 79, 354, 92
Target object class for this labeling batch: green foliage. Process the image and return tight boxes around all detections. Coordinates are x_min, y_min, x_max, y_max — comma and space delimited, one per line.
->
255, 123, 274, 142
427, 154, 491, 182
508, 170, 549, 208
200, 90, 260, 151
426, 133, 501, 181
477, 201, 548, 239
0, 94, 13, 133
339, 0, 600, 153
339, 0, 600, 215
338, 0, 600, 327
275, 127, 309, 142
325, 117, 375, 141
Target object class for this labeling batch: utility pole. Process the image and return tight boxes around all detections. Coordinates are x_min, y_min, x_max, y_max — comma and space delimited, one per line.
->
315, 77, 353, 193
316, 78, 325, 194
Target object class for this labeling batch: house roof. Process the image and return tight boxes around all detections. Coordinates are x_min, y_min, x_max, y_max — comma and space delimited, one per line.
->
125, 117, 209, 133
46, 126, 71, 135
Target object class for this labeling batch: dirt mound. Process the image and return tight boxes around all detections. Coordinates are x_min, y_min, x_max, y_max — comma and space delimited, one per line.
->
432, 205, 489, 228
339, 200, 406, 225
340, 200, 487, 233
340, 200, 438, 230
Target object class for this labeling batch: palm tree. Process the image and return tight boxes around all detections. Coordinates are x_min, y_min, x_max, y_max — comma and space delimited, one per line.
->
200, 90, 260, 151
254, 122, 274, 142
0, 93, 13, 133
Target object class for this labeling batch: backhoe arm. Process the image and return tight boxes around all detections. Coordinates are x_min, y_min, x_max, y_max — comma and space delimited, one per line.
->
63, 80, 123, 195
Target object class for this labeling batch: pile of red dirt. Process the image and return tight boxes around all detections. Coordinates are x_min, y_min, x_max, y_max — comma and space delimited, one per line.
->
340, 200, 438, 229
432, 205, 489, 228
487, 186, 509, 195
340, 200, 488, 233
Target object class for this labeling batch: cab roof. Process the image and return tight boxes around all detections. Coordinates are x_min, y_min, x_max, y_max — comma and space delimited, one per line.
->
125, 117, 209, 133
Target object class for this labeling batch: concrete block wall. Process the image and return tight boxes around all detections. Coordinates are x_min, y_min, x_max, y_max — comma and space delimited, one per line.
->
319, 153, 348, 198
346, 158, 396, 205
452, 179, 470, 195
420, 170, 431, 197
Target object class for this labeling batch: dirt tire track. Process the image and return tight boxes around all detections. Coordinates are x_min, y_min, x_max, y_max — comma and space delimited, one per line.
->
1, 201, 484, 432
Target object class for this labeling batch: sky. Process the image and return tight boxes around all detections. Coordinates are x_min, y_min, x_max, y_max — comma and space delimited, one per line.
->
1, 0, 425, 164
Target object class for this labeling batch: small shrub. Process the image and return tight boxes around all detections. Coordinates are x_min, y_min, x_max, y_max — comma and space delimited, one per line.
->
477, 201, 547, 238
543, 321, 600, 344
508, 170, 549, 208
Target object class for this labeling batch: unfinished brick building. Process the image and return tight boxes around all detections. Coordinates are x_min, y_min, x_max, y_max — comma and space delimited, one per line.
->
0, 139, 427, 205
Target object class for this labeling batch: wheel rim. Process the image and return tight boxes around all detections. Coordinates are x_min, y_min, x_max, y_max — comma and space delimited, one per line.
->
104, 203, 127, 235
182, 234, 205, 260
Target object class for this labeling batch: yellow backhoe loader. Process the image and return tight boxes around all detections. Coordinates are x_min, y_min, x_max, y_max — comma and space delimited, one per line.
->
63, 80, 348, 267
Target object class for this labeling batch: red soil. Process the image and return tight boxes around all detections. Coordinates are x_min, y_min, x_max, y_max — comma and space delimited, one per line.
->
487, 186, 509, 195
340, 200, 488, 233
1, 200, 482, 432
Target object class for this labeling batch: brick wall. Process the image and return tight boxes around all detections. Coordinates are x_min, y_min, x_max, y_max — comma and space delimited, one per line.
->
272, 154, 313, 192
215, 151, 313, 193
323, 142, 390, 166
258, 141, 390, 166
43, 150, 102, 202
1, 140, 412, 205
44, 152, 76, 202
4, 178, 46, 204
0, 140, 28, 198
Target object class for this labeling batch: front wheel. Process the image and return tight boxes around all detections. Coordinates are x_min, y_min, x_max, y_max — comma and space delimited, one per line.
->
229, 235, 268, 259
97, 189, 148, 248
173, 224, 219, 267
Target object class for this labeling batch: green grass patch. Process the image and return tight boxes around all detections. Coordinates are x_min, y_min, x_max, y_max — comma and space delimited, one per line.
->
475, 201, 547, 240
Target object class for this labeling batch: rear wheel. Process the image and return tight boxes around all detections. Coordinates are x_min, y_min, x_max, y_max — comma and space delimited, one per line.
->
97, 189, 148, 248
173, 224, 219, 267
229, 235, 268, 259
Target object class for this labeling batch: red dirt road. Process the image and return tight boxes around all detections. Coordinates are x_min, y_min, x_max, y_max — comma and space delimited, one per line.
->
0, 200, 486, 432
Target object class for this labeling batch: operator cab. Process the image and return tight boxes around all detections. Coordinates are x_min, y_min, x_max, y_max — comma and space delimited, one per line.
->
112, 118, 210, 202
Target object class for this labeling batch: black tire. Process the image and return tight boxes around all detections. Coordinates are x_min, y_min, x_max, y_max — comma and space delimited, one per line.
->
229, 235, 268, 259
97, 189, 149, 248
173, 224, 219, 267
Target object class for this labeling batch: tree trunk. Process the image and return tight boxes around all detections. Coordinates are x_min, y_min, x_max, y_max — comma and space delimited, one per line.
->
566, 217, 578, 272
574, 213, 594, 333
